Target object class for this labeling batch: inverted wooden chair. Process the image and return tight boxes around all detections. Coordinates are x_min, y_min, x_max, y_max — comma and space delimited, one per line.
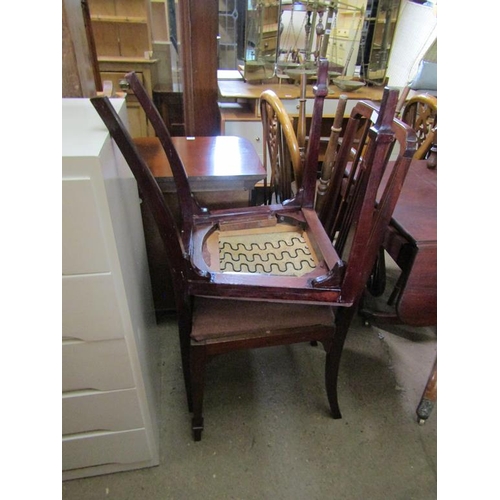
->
116, 60, 351, 304
91, 61, 416, 440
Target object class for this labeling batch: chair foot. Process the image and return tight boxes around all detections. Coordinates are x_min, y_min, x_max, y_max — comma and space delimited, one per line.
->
330, 407, 342, 420
416, 398, 434, 424
192, 417, 204, 441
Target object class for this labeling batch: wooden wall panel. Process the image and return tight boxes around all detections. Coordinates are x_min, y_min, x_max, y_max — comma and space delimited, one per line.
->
178, 0, 221, 136
62, 0, 99, 97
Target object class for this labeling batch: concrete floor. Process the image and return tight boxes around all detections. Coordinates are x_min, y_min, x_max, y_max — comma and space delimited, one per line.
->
62, 277, 437, 499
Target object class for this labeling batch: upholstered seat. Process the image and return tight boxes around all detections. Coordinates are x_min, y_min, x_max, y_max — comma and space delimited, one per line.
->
191, 298, 334, 343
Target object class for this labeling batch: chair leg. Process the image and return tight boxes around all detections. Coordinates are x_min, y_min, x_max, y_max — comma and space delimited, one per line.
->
190, 344, 207, 441
177, 310, 193, 413
325, 306, 357, 419
416, 358, 437, 424
366, 246, 387, 297
178, 329, 193, 413
325, 350, 343, 419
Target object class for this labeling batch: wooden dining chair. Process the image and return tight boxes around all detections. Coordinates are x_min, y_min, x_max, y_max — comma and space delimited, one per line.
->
259, 72, 309, 205
91, 62, 416, 440
259, 88, 302, 203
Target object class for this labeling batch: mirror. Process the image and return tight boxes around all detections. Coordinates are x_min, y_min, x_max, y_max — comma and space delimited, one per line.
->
361, 0, 401, 84
241, 1, 367, 83
233, 0, 402, 85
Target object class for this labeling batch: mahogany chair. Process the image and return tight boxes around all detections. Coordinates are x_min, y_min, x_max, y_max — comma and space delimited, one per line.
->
91, 61, 416, 440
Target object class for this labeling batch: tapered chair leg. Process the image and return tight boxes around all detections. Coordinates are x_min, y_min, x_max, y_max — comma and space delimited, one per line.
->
178, 329, 193, 412
325, 350, 342, 419
190, 344, 207, 441
177, 309, 194, 412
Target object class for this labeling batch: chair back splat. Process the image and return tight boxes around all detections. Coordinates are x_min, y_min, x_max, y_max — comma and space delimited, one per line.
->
260, 90, 302, 204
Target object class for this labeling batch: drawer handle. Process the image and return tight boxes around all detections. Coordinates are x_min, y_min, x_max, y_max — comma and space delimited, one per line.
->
255, 137, 260, 142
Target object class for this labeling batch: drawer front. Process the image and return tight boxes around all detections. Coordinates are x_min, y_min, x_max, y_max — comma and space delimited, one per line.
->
62, 339, 134, 392
281, 98, 359, 117
62, 274, 124, 342
62, 178, 110, 275
62, 428, 151, 471
62, 388, 143, 435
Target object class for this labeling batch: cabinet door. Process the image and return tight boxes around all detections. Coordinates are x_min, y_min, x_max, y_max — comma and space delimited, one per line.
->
125, 99, 149, 137
224, 121, 264, 163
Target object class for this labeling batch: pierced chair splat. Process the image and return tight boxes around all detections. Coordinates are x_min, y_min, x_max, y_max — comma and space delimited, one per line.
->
91, 65, 416, 440
401, 93, 437, 163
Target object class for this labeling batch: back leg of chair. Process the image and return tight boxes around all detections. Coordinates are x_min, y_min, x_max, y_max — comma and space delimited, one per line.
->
177, 307, 194, 412
190, 343, 208, 441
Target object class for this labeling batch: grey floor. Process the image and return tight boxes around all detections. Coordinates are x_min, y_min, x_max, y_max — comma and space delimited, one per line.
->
62, 264, 437, 500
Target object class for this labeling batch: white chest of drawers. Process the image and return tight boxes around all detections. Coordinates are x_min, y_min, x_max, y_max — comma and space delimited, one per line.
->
62, 98, 159, 480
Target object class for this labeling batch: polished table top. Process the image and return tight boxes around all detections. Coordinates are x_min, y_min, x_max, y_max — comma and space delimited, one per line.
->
134, 136, 266, 192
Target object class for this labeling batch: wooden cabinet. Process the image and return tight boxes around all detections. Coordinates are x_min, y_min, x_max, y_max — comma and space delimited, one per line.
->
62, 98, 159, 480
87, 0, 159, 136
88, 0, 153, 57
218, 80, 385, 168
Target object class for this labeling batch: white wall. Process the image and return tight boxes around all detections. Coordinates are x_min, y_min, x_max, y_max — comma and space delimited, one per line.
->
386, 0, 438, 88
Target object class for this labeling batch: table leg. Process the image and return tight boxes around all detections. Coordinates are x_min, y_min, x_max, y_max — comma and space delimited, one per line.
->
416, 358, 437, 424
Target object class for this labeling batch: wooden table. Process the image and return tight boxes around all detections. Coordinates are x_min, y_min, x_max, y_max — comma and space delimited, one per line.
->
134, 136, 265, 196
362, 159, 437, 326
134, 135, 266, 315
384, 159, 437, 326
